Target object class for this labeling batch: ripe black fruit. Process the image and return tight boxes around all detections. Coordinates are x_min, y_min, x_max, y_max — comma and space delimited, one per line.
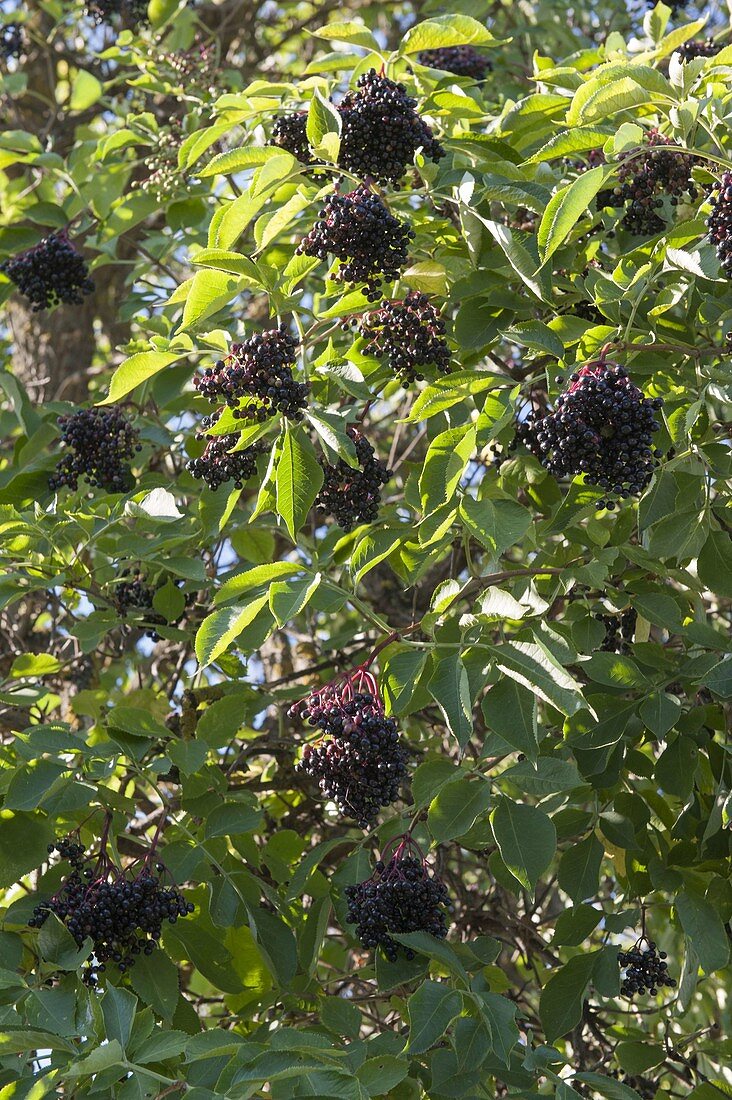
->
345, 835, 451, 960
707, 171, 732, 279
86, 0, 149, 25
676, 37, 719, 62
272, 113, 313, 163
187, 429, 263, 491
417, 46, 492, 80
289, 666, 407, 828
512, 360, 663, 505
618, 938, 676, 999
610, 129, 697, 236
49, 407, 141, 494
194, 326, 307, 421
315, 428, 391, 531
1, 230, 94, 312
297, 184, 413, 302
337, 69, 444, 185
357, 292, 451, 386
596, 607, 637, 653
0, 23, 24, 61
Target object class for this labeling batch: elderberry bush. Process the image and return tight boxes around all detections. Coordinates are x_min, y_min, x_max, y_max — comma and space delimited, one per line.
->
618, 939, 676, 999
194, 326, 308, 422
289, 668, 408, 828
707, 172, 732, 279
357, 292, 452, 386
676, 37, 720, 62
49, 407, 141, 494
0, 23, 24, 61
296, 185, 413, 302
337, 69, 444, 185
315, 428, 391, 531
187, 430, 263, 491
596, 607, 637, 653
29, 836, 193, 985
0, 230, 94, 312
417, 46, 492, 79
511, 361, 663, 508
345, 838, 451, 961
607, 129, 698, 236
272, 113, 313, 163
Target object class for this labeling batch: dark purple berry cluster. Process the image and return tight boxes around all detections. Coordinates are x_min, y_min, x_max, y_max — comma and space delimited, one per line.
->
289, 667, 407, 828
113, 571, 191, 640
337, 69, 444, 185
345, 835, 450, 961
676, 37, 720, 63
357, 292, 451, 386
0, 230, 94, 312
417, 46, 492, 80
29, 835, 193, 986
511, 361, 663, 508
49, 407, 140, 494
618, 938, 675, 998
187, 430, 263, 491
0, 23, 24, 61
596, 607, 637, 653
610, 129, 698, 236
86, 0, 149, 26
707, 172, 732, 279
315, 428, 391, 531
194, 326, 307, 422
272, 113, 313, 163
296, 185, 413, 302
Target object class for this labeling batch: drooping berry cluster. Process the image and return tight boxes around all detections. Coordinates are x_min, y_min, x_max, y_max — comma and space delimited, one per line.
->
610, 129, 698, 236
49, 407, 140, 494
0, 23, 24, 61
85, 0, 149, 26
272, 113, 313, 163
707, 172, 732, 279
194, 326, 307, 422
315, 428, 391, 531
596, 607, 637, 653
29, 832, 193, 986
0, 230, 94, 312
676, 37, 720, 63
345, 834, 451, 961
357, 292, 452, 386
297, 185, 413, 302
512, 360, 663, 508
187, 431, 263, 491
337, 69, 444, 185
113, 571, 191, 640
289, 666, 408, 828
618, 937, 676, 999
417, 46, 492, 80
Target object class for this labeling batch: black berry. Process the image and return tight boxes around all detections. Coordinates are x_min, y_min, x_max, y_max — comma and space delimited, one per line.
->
193, 326, 307, 422
315, 428, 391, 531
609, 129, 698, 236
187, 429, 263, 491
707, 171, 732, 279
595, 606, 637, 653
0, 23, 24, 61
49, 407, 141, 494
676, 37, 720, 63
357, 292, 452, 386
1, 230, 94, 312
618, 937, 676, 999
272, 113, 313, 163
417, 46, 492, 80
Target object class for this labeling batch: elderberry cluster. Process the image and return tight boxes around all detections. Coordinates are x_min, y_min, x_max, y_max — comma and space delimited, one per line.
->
315, 428, 391, 531
417, 46, 492, 80
609, 130, 698, 236
0, 23, 24, 61
345, 842, 451, 961
298, 185, 413, 302
272, 113, 313, 164
511, 362, 663, 508
194, 326, 307, 422
85, 0, 149, 26
337, 70, 444, 185
618, 939, 675, 998
289, 672, 407, 827
1, 231, 94, 312
29, 836, 193, 985
187, 431, 262, 491
49, 407, 141, 494
676, 37, 720, 63
596, 607, 637, 653
132, 120, 188, 200
113, 572, 191, 639
357, 292, 451, 386
707, 172, 732, 279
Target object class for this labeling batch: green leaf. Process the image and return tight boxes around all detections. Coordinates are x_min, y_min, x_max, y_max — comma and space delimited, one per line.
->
675, 890, 730, 974
615, 1040, 665, 1074
539, 951, 596, 1042
38, 914, 92, 970
402, 15, 499, 53
698, 530, 732, 598
503, 320, 564, 359
270, 574, 321, 627
481, 679, 539, 760
460, 498, 532, 555
129, 948, 180, 1020
205, 800, 262, 838
102, 985, 137, 1050
537, 166, 609, 261
312, 21, 381, 51
10, 652, 60, 677
427, 651, 473, 746
195, 594, 271, 667
276, 426, 324, 540
491, 800, 556, 894
214, 562, 304, 606
100, 352, 183, 404
5, 759, 66, 811
406, 979, 462, 1054
0, 813, 54, 888
66, 1039, 125, 1077
419, 424, 476, 515
306, 90, 341, 162
428, 778, 491, 842
181, 269, 255, 330
557, 834, 603, 903
491, 640, 584, 716
69, 70, 103, 111
356, 1055, 409, 1096
639, 692, 682, 737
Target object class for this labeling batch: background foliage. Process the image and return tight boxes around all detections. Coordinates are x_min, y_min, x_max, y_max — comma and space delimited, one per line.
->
0, 0, 731, 1096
